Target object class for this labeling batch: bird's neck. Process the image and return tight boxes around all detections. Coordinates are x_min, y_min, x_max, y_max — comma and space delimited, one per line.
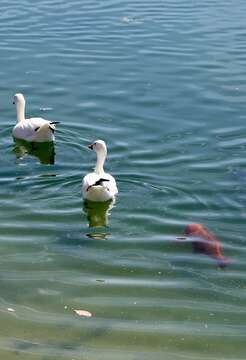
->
95, 151, 106, 176
16, 101, 25, 123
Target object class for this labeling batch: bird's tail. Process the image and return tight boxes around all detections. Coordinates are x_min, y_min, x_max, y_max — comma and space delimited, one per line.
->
49, 121, 60, 133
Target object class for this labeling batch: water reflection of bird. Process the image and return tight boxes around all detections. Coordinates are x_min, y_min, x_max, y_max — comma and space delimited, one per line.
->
82, 140, 118, 202
83, 199, 114, 228
12, 93, 59, 142
13, 139, 55, 165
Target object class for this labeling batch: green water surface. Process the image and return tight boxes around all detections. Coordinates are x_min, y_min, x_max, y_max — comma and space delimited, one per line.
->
0, 0, 246, 359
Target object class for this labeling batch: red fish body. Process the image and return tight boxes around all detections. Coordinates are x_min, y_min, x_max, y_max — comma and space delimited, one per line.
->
184, 223, 230, 268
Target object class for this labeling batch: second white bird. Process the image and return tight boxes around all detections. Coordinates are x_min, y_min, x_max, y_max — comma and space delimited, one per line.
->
82, 140, 118, 202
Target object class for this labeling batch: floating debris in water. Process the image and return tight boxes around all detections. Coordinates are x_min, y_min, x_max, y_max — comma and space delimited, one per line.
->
74, 309, 92, 317
120, 15, 143, 25
7, 308, 15, 312
121, 16, 131, 23
39, 107, 53, 111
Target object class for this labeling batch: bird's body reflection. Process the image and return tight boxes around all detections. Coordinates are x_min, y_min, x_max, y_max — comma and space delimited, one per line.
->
13, 139, 55, 165
83, 199, 115, 239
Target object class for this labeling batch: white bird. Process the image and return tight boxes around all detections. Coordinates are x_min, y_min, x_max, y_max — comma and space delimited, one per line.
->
82, 140, 118, 202
12, 93, 59, 142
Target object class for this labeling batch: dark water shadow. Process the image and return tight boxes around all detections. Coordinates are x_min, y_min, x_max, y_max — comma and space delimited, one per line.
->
13, 138, 55, 165
83, 199, 115, 240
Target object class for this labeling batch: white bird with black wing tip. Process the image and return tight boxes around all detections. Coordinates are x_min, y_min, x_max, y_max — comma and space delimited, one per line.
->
82, 140, 118, 202
12, 93, 59, 142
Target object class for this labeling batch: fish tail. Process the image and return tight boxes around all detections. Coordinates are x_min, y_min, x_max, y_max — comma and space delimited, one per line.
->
216, 256, 232, 269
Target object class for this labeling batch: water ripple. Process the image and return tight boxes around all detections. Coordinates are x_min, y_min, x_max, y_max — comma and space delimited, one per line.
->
0, 0, 246, 358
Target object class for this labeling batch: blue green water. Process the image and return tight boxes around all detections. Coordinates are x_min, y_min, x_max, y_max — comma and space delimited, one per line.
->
1, 0, 246, 359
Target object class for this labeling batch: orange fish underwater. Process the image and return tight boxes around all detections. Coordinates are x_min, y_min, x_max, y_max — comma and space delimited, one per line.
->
183, 223, 230, 268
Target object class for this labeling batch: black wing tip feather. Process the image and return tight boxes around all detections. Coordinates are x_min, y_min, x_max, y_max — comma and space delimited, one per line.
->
94, 178, 110, 186
86, 178, 110, 192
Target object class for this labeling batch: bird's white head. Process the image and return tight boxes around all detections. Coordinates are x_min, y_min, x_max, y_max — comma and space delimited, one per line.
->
88, 139, 107, 155
13, 93, 25, 106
